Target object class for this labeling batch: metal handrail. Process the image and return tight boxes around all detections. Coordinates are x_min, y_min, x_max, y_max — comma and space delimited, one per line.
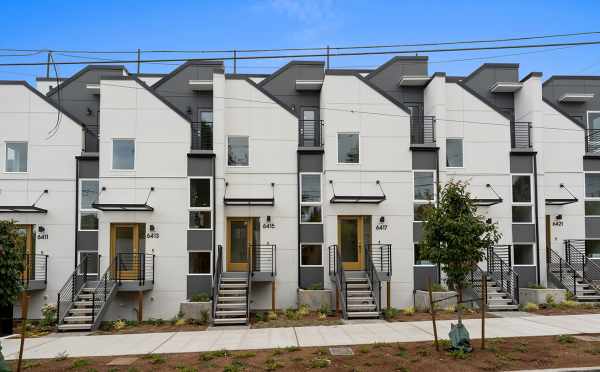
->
328, 245, 348, 318
468, 264, 486, 304
410, 115, 436, 145
487, 246, 519, 304
365, 245, 382, 314
548, 248, 578, 296
57, 256, 89, 325
511, 121, 533, 149
115, 253, 155, 286
21, 253, 49, 287
191, 121, 213, 150
565, 240, 600, 292
366, 243, 392, 276
586, 129, 600, 154
90, 256, 117, 327
212, 245, 223, 321
246, 244, 252, 324
250, 244, 276, 276
298, 119, 324, 147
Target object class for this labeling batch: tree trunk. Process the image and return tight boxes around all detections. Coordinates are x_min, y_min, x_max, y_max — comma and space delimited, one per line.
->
457, 285, 463, 326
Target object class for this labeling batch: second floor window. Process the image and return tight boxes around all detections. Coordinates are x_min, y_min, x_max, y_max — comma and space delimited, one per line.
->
338, 133, 359, 164
228, 136, 249, 166
189, 178, 212, 229
79, 179, 99, 230
512, 175, 532, 223
413, 171, 435, 221
446, 138, 463, 168
300, 173, 322, 223
585, 173, 600, 217
112, 139, 135, 170
5, 142, 27, 172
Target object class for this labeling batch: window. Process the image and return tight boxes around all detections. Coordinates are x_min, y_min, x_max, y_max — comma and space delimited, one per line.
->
301, 244, 322, 266
112, 139, 135, 170
300, 173, 322, 223
79, 179, 99, 230
586, 240, 600, 258
189, 251, 211, 274
586, 174, 600, 198
414, 244, 433, 265
512, 175, 532, 223
446, 138, 463, 167
414, 171, 435, 222
588, 111, 600, 131
585, 201, 600, 216
228, 136, 249, 166
78, 251, 98, 274
5, 142, 27, 172
189, 178, 212, 229
337, 133, 359, 164
513, 244, 534, 265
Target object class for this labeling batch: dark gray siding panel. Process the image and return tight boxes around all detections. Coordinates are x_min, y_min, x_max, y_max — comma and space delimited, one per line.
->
367, 57, 427, 105
77, 231, 98, 252
300, 224, 324, 243
510, 155, 533, 173
513, 224, 536, 243
299, 153, 323, 172
586, 217, 600, 239
463, 64, 519, 114
78, 159, 99, 178
587, 259, 600, 281
187, 230, 213, 250
299, 267, 324, 289
412, 152, 437, 170
414, 266, 438, 291
584, 158, 600, 171
513, 266, 537, 288
542, 77, 600, 126
413, 222, 423, 242
187, 157, 214, 176
186, 275, 212, 299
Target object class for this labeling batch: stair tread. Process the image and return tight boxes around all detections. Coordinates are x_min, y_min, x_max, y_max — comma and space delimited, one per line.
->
213, 318, 247, 324
58, 324, 93, 330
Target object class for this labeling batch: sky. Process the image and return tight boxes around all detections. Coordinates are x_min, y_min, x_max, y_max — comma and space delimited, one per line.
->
1, 0, 600, 83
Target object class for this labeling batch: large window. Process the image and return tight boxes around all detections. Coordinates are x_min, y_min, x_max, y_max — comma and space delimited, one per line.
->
414, 171, 435, 222
5, 142, 27, 172
228, 136, 249, 166
586, 240, 600, 258
446, 138, 463, 168
301, 244, 322, 266
513, 244, 534, 265
586, 173, 600, 217
112, 139, 135, 170
414, 244, 433, 265
512, 175, 532, 223
300, 173, 322, 223
189, 251, 211, 274
79, 179, 99, 231
337, 133, 359, 164
189, 178, 212, 229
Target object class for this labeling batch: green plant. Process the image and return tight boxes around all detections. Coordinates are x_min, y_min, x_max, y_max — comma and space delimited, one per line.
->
384, 307, 400, 320
235, 351, 256, 358
522, 302, 539, 312
70, 359, 90, 369
113, 319, 127, 330
223, 360, 245, 372
358, 345, 370, 354
265, 357, 284, 371
298, 304, 310, 317
438, 339, 452, 349
528, 283, 546, 289
544, 294, 556, 306
449, 349, 469, 359
566, 291, 575, 301
190, 292, 210, 302
285, 308, 300, 320
285, 345, 300, 352
430, 283, 448, 292
557, 335, 576, 344
0, 221, 25, 308
272, 348, 283, 356
309, 357, 331, 368
318, 303, 330, 316
255, 312, 265, 322
175, 365, 198, 372
559, 300, 579, 309
200, 349, 230, 361
307, 283, 324, 290
402, 306, 415, 316
40, 303, 58, 328
395, 346, 407, 357
267, 311, 278, 321
143, 354, 166, 364
200, 310, 209, 325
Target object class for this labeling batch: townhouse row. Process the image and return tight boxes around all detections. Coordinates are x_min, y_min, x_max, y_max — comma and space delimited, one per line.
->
1, 56, 599, 328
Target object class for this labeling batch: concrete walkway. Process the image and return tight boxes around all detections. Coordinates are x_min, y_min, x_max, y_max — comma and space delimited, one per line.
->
2, 314, 600, 360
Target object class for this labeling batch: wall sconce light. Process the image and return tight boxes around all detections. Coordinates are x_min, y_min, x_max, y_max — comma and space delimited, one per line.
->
266, 216, 271, 222
186, 106, 193, 115
149, 225, 156, 231
86, 108, 93, 116
486, 218, 493, 224
556, 214, 563, 220
379, 216, 385, 223
291, 104, 296, 112
38, 226, 45, 233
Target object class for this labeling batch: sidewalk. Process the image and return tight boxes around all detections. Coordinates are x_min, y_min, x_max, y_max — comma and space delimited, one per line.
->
2, 313, 600, 360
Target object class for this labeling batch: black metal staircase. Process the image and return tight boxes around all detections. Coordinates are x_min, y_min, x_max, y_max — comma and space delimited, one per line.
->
548, 240, 600, 302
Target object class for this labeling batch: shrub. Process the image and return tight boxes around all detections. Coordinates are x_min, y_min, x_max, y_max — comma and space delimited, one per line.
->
402, 306, 415, 316
358, 345, 370, 354
113, 319, 127, 330
267, 311, 278, 321
143, 354, 166, 364
309, 357, 331, 368
318, 303, 329, 316
200, 349, 230, 361
285, 308, 300, 320
566, 291, 576, 301
223, 360, 245, 372
71, 359, 90, 369
438, 339, 451, 349
265, 357, 284, 371
383, 307, 400, 320
298, 304, 310, 317
528, 283, 546, 289
545, 294, 557, 307
255, 312, 265, 322
449, 349, 469, 359
557, 334, 576, 344
40, 303, 57, 328
522, 302, 539, 312
444, 305, 456, 313
190, 293, 210, 302
285, 346, 300, 352
175, 318, 187, 326
200, 310, 209, 324
430, 283, 448, 292
559, 300, 579, 309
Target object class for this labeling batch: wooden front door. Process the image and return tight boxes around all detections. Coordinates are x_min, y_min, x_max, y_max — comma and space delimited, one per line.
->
227, 217, 254, 272
15, 225, 34, 280
111, 223, 140, 278
338, 216, 364, 270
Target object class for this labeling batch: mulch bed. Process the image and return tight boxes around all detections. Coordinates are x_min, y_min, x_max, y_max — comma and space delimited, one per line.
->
92, 322, 208, 335
251, 311, 343, 329
526, 305, 600, 316
10, 334, 600, 371
386, 309, 497, 322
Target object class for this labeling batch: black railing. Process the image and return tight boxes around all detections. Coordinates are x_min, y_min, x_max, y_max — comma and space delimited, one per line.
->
191, 121, 213, 150
250, 244, 276, 275
21, 253, 48, 288
115, 253, 155, 286
366, 243, 392, 277
487, 246, 519, 304
246, 245, 252, 324
299, 119, 323, 147
468, 264, 486, 305
212, 245, 223, 321
565, 240, 600, 292
91, 257, 117, 328
511, 121, 533, 149
548, 248, 578, 296
328, 245, 348, 318
365, 245, 382, 314
586, 129, 600, 154
57, 256, 89, 325
410, 116, 436, 145
491, 245, 511, 267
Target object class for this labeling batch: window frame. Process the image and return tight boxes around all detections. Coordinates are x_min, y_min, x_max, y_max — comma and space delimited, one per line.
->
586, 110, 600, 130
227, 135, 250, 167
188, 176, 213, 230
413, 170, 436, 223
585, 172, 600, 217
300, 243, 323, 267
111, 138, 136, 171
445, 138, 464, 168
4, 141, 28, 173
78, 178, 99, 231
512, 243, 536, 266
300, 172, 322, 224
336, 132, 360, 165
413, 243, 435, 267
187, 250, 212, 275
511, 174, 533, 224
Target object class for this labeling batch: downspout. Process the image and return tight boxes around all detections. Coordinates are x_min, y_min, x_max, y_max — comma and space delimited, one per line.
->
533, 153, 541, 285
74, 157, 79, 270
296, 153, 301, 289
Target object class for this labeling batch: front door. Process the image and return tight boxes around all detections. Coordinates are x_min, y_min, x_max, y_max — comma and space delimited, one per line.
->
300, 107, 319, 147
111, 223, 140, 279
15, 225, 34, 281
338, 216, 364, 270
227, 218, 254, 272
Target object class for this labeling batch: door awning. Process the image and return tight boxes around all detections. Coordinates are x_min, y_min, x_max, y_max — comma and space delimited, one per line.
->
329, 180, 386, 204
224, 182, 275, 206
92, 203, 154, 211
473, 184, 503, 206
545, 183, 578, 206
0, 190, 49, 213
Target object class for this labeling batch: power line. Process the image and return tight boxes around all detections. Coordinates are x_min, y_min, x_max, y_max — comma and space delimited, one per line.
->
1, 39, 600, 67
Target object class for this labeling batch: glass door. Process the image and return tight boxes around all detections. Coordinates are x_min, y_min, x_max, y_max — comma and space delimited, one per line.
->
338, 216, 364, 270
227, 217, 253, 272
300, 107, 318, 147
111, 224, 140, 279
15, 225, 34, 281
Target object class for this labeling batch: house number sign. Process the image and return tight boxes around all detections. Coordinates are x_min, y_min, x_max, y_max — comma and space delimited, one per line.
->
375, 223, 388, 231
262, 223, 276, 229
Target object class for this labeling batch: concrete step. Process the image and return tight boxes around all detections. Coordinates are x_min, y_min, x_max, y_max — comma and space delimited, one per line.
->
575, 295, 600, 301
346, 277, 368, 283
487, 304, 519, 311
347, 290, 372, 296
347, 297, 374, 303
487, 292, 507, 299
215, 310, 246, 317
487, 298, 513, 305
347, 311, 379, 318
73, 301, 100, 307
219, 289, 246, 295
220, 283, 248, 289
77, 293, 94, 300
58, 323, 93, 331
347, 283, 370, 289
217, 303, 246, 309
81, 288, 96, 293
213, 317, 247, 325
69, 308, 93, 315
347, 304, 376, 310
218, 296, 246, 302
63, 315, 92, 323
221, 278, 248, 283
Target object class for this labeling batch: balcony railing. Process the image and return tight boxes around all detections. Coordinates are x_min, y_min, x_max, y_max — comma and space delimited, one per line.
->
191, 121, 213, 151
511, 121, 532, 149
410, 116, 436, 145
250, 244, 276, 276
115, 253, 155, 286
22, 253, 48, 289
299, 120, 323, 147
586, 129, 600, 154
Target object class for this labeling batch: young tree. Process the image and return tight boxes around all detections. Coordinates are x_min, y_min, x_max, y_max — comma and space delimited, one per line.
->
420, 181, 501, 323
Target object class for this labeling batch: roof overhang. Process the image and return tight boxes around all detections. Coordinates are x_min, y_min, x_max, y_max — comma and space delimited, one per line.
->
224, 198, 274, 206
490, 82, 523, 93
558, 93, 595, 103
0, 206, 48, 214
398, 75, 431, 87
473, 198, 503, 207
86, 83, 100, 94
188, 80, 213, 91
92, 203, 154, 211
295, 80, 323, 91
545, 198, 578, 206
330, 195, 386, 204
